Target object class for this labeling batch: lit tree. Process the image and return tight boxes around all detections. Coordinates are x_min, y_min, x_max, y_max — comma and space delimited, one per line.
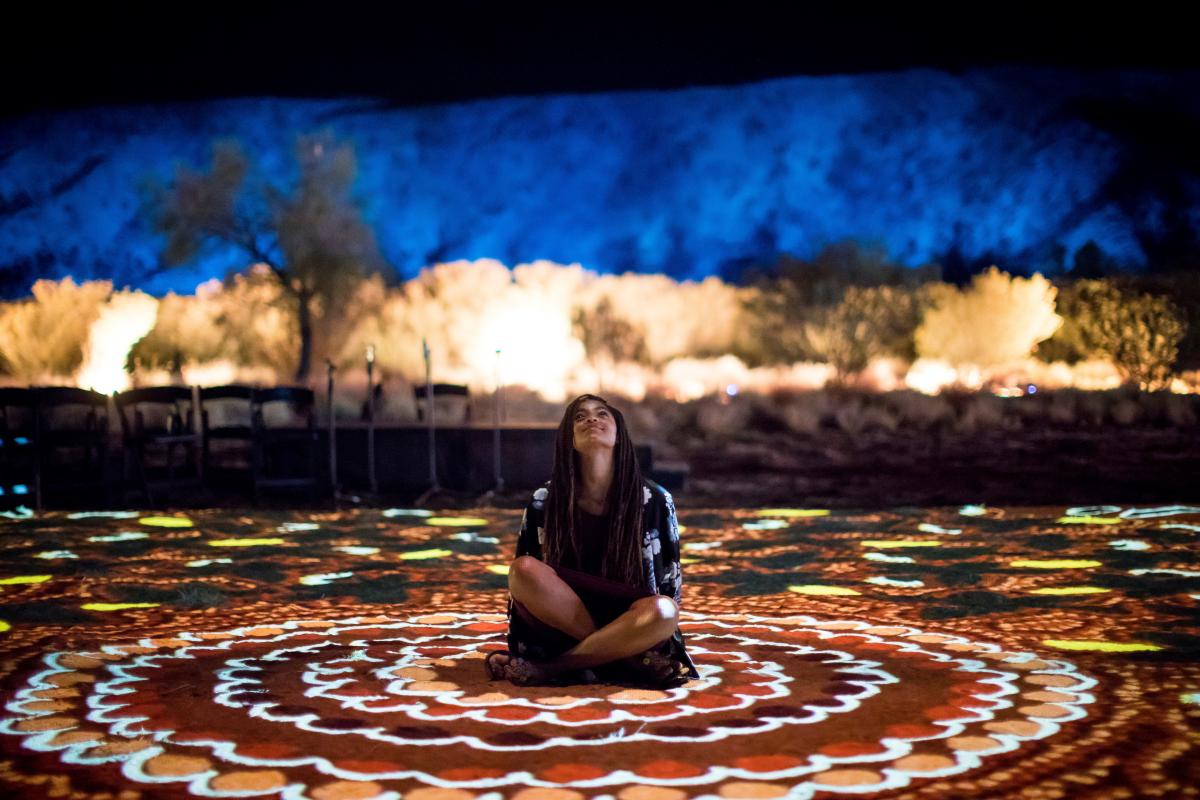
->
915, 267, 1062, 373
1065, 279, 1185, 390
803, 285, 933, 380
149, 133, 385, 381
572, 296, 648, 390
0, 278, 112, 380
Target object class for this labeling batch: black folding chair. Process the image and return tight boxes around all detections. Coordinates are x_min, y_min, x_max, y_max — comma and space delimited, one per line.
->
251, 386, 320, 502
199, 385, 255, 486
114, 386, 202, 505
414, 383, 471, 423
0, 388, 39, 511
34, 387, 112, 509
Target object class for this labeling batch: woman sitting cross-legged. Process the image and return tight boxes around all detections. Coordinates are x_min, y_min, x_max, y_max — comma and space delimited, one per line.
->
485, 393, 698, 688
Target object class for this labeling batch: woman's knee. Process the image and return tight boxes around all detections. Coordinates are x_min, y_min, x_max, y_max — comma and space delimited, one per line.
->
508, 555, 550, 595
633, 595, 679, 628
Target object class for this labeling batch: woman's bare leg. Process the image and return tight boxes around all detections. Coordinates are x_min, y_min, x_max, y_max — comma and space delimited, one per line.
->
498, 557, 680, 683
546, 595, 677, 671
508, 556, 597, 641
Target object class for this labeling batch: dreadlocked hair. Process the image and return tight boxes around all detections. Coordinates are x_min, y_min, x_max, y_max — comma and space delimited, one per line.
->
542, 394, 646, 588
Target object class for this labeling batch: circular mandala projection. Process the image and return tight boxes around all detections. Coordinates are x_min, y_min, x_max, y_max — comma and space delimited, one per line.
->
0, 613, 1095, 799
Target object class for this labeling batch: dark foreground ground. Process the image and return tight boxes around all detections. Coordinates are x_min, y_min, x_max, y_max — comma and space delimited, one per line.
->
0, 504, 1197, 798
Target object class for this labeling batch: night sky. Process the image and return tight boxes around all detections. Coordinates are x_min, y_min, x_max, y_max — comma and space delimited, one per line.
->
3, 6, 1198, 296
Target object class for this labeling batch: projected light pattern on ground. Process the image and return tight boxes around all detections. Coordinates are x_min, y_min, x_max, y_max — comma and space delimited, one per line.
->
0, 504, 1197, 798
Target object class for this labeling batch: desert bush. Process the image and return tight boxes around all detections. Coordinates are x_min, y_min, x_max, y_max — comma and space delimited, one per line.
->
1056, 280, 1185, 390
585, 272, 749, 365
802, 285, 935, 379
129, 267, 298, 378
745, 242, 939, 367
916, 267, 1062, 373
0, 278, 112, 380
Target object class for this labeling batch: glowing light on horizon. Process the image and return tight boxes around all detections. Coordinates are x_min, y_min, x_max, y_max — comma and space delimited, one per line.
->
75, 290, 158, 394
1010, 559, 1102, 569
208, 538, 286, 547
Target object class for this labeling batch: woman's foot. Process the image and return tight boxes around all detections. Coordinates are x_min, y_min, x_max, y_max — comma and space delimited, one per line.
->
484, 650, 562, 686
620, 649, 689, 688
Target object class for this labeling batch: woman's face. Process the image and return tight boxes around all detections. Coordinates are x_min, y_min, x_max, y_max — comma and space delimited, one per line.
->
572, 398, 617, 454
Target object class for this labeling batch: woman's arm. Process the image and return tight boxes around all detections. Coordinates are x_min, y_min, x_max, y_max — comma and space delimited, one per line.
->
514, 486, 548, 560
657, 487, 683, 606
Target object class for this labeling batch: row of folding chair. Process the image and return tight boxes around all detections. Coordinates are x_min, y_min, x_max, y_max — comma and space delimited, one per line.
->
0, 385, 319, 510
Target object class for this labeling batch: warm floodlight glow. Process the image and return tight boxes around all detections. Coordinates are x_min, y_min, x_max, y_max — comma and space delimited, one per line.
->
75, 290, 158, 394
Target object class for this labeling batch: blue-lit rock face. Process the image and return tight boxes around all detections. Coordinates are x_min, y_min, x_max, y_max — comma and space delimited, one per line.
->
1, 68, 1196, 296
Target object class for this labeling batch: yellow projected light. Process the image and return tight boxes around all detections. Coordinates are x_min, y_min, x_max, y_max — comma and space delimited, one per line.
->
1043, 639, 1163, 653
82, 602, 160, 611
0, 575, 51, 585
758, 509, 830, 518
1056, 516, 1121, 525
208, 538, 286, 547
400, 548, 453, 560
861, 540, 941, 549
426, 517, 489, 527
487, 564, 510, 575
1028, 586, 1111, 595
788, 585, 861, 596
1011, 559, 1102, 569
139, 516, 194, 527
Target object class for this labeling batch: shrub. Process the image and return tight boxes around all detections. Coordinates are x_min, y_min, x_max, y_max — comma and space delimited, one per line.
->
916, 267, 1062, 372
0, 278, 112, 380
803, 285, 934, 380
1060, 280, 1185, 390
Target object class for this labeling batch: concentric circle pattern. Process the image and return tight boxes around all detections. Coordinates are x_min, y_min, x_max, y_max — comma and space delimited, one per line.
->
1, 612, 1095, 798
